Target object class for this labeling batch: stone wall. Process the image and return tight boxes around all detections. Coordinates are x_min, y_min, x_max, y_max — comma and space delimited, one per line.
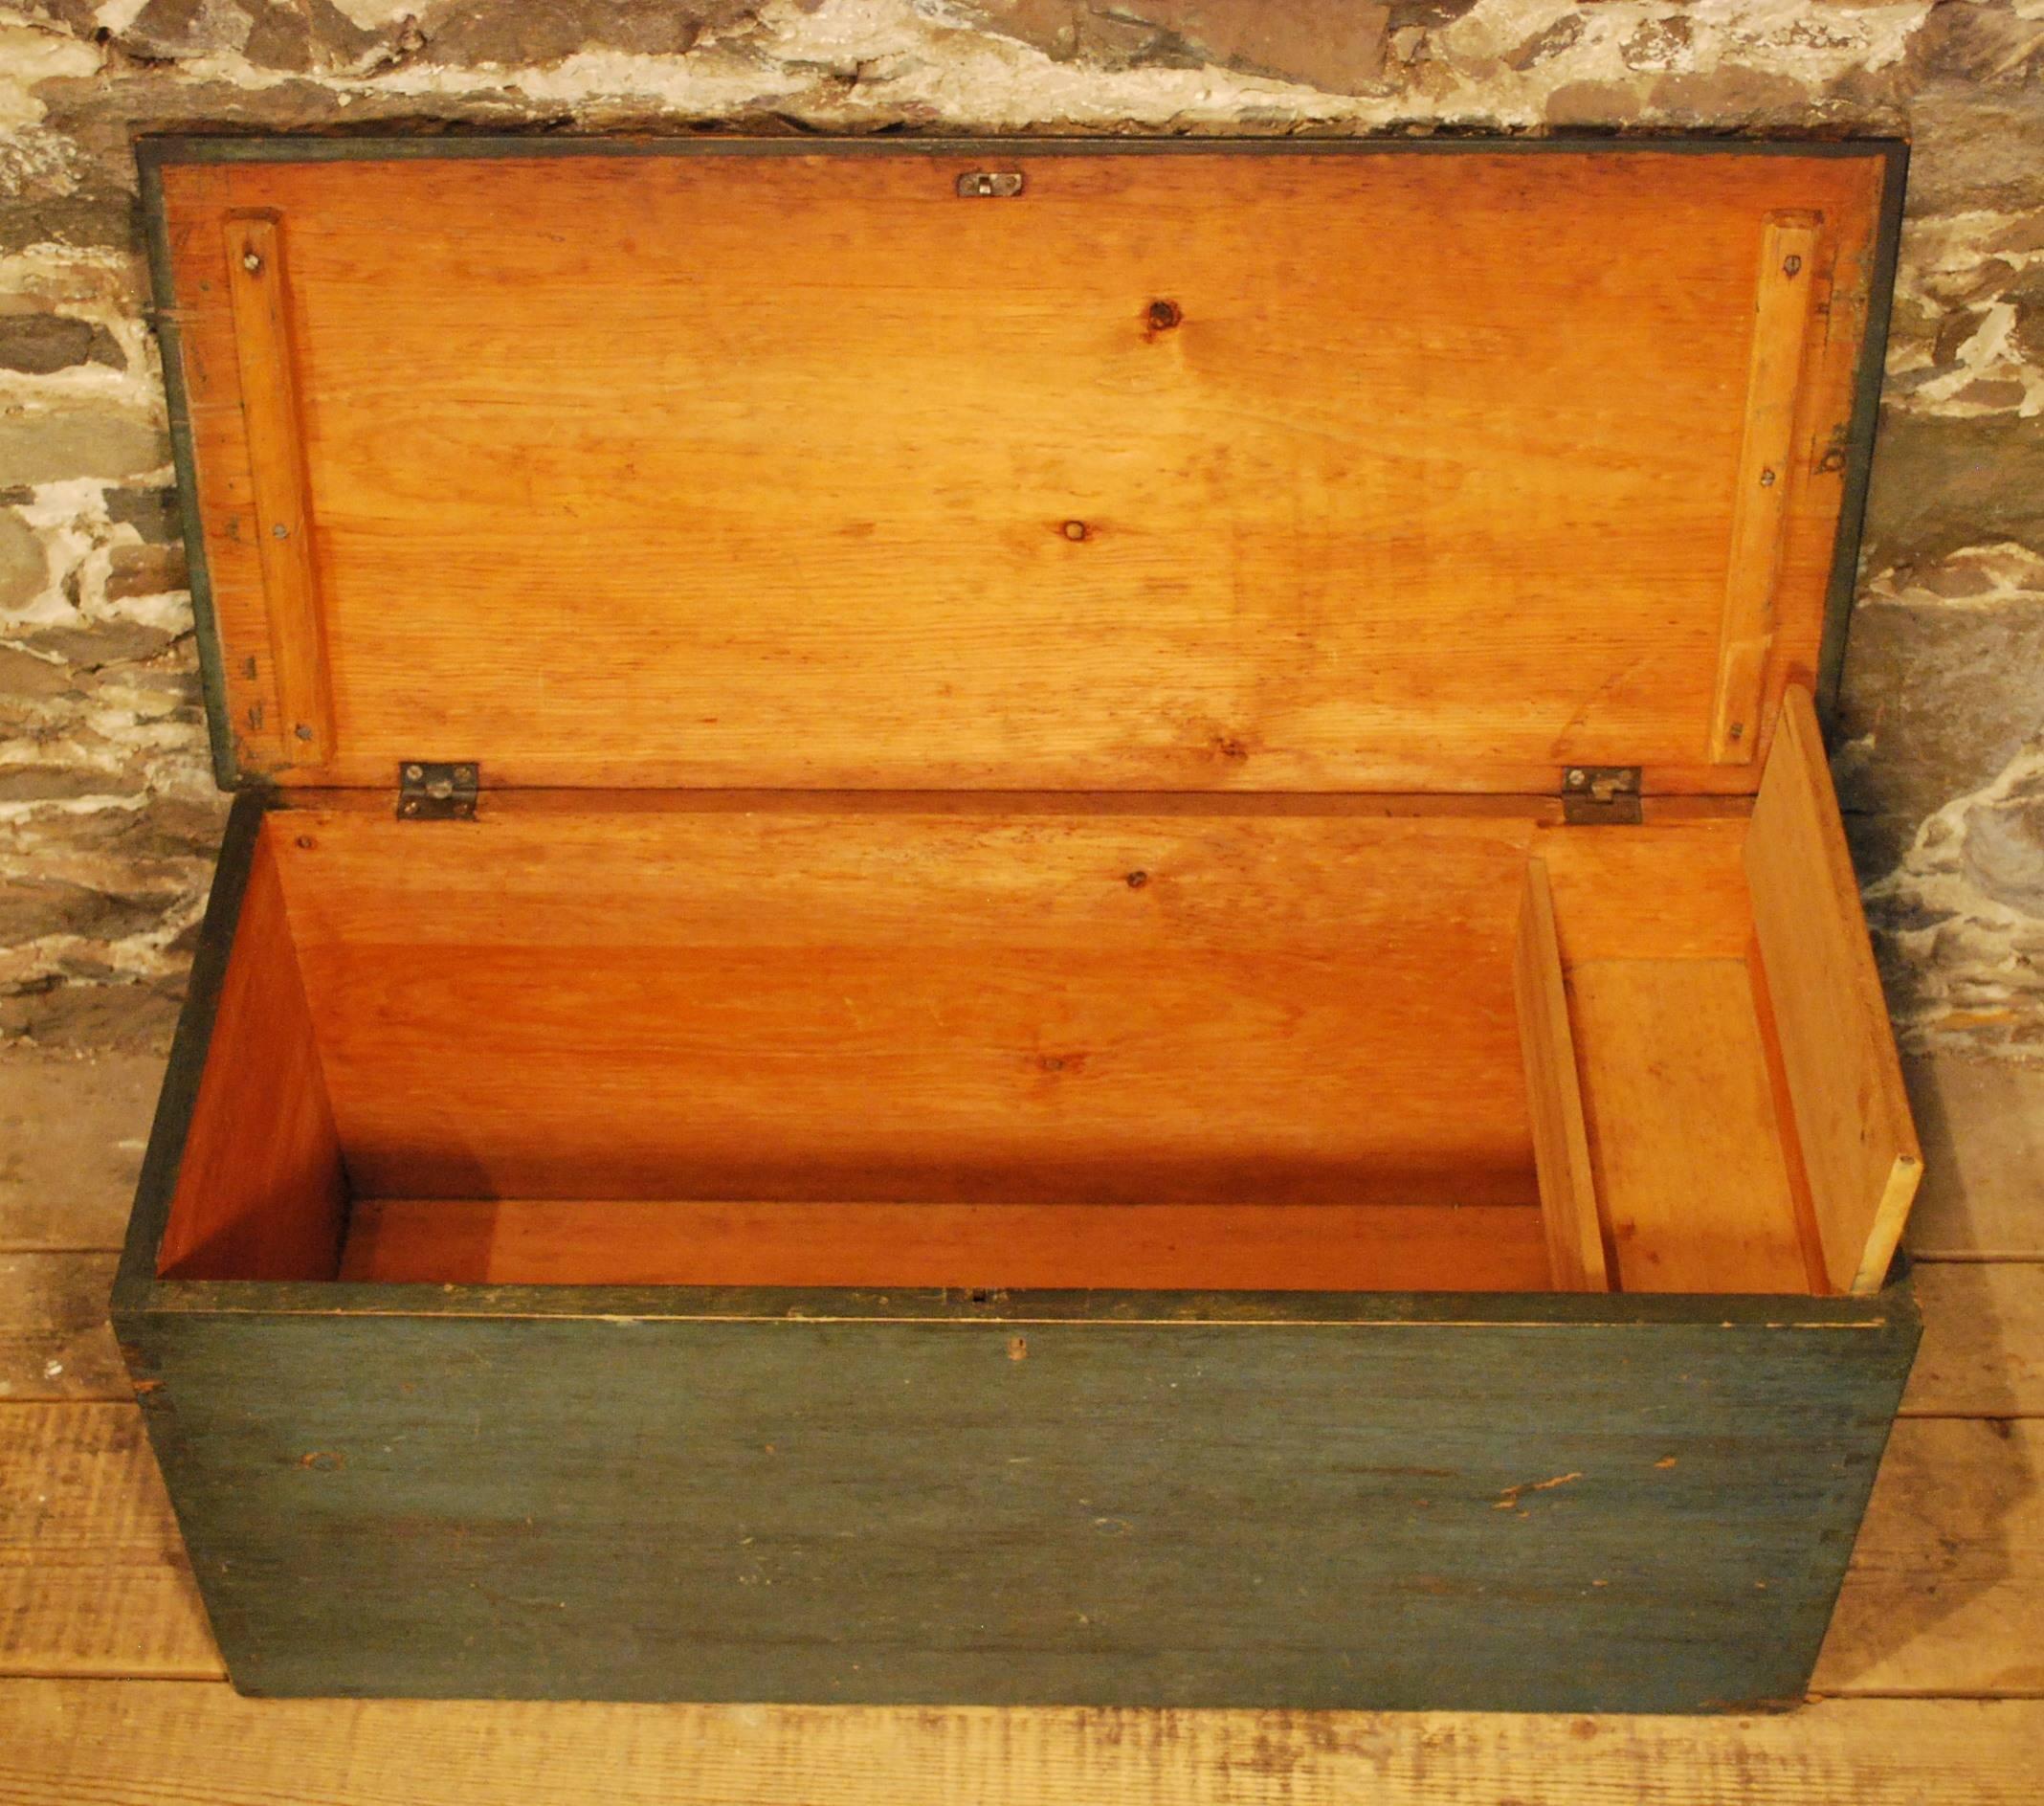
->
1, 0, 2039, 1059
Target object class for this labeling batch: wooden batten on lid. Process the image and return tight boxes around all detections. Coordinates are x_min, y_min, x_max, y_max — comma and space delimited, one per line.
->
145, 140, 1897, 798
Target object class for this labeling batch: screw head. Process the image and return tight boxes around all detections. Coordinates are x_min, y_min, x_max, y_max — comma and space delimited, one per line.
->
1783, 254, 1802, 277
1061, 519, 1088, 541
242, 251, 262, 274
1566, 768, 1587, 787
405, 764, 424, 781
1147, 299, 1182, 332
294, 723, 314, 742
270, 522, 290, 539
1759, 468, 1777, 488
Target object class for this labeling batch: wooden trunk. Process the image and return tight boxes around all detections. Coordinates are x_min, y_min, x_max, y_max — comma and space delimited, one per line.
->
115, 135, 1920, 1709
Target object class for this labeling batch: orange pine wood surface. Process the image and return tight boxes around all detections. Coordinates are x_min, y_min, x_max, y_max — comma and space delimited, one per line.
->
158, 148, 1883, 792
340, 1198, 1551, 1291
219, 212, 333, 764
1709, 212, 1824, 766
1747, 688, 1923, 1294
1568, 957, 1812, 1294
154, 836, 345, 1282
1514, 858, 1609, 1292
279, 811, 1542, 1208
146, 791, 1909, 1297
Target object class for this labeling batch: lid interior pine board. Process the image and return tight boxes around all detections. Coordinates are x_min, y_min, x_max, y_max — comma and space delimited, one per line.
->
147, 139, 1899, 795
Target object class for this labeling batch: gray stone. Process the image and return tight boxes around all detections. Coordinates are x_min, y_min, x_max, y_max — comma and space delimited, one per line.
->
1383, 0, 1479, 28
1844, 810, 1924, 890
2004, 262, 2044, 368
0, 130, 138, 257
243, 0, 383, 72
0, 879, 167, 947
104, 543, 188, 603
1963, 784, 2044, 913
952, 0, 1394, 92
0, 977, 183, 1057
0, 315, 123, 374
422, 1, 739, 67
1836, 599, 2044, 827
1621, 14, 1694, 73
0, 644, 69, 699
1544, 78, 1650, 128
1862, 410, 2044, 570
0, 184, 135, 258
1905, 81, 2044, 214
1907, 0, 2044, 90
103, 487, 181, 545
0, 765, 146, 805
23, 618, 182, 669
0, 512, 45, 611
1647, 67, 1811, 127
115, 0, 256, 58
0, 411, 168, 488
1503, 15, 1581, 74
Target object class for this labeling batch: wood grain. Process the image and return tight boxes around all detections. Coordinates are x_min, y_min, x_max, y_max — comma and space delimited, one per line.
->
1814, 1417, 2044, 1698
1569, 959, 1811, 1293
1902, 1057, 2044, 1260
154, 834, 347, 1282
1747, 687, 1922, 1293
0, 1254, 123, 1400
38, 1391, 2044, 1706
0, 1404, 221, 1680
220, 213, 332, 764
34, 1405, 2031, 1704
1903, 1264, 2044, 1417
1513, 859, 1608, 1291
157, 147, 1885, 792
110, 1299, 1913, 1706
340, 1198, 1551, 1291
1710, 212, 1823, 765
0, 1054, 160, 1252
3, 1682, 2041, 1805
275, 809, 1545, 1208
51, 1247, 2043, 1417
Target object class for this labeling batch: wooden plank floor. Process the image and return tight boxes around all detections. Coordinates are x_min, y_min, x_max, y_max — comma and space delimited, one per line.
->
2, 1050, 2039, 1802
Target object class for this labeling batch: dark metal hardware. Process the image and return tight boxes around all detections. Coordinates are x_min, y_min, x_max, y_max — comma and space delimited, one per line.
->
1562, 766, 1643, 826
397, 761, 479, 820
956, 171, 1024, 198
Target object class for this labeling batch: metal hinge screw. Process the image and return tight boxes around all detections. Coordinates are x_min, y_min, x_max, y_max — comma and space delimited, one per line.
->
1782, 254, 1803, 278
242, 250, 263, 274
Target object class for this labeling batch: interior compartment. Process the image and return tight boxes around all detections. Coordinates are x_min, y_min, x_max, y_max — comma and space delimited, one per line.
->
156, 704, 1918, 1297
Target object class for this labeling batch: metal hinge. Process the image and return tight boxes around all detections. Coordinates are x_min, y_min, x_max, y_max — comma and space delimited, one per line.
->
1562, 766, 1642, 826
397, 761, 478, 820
